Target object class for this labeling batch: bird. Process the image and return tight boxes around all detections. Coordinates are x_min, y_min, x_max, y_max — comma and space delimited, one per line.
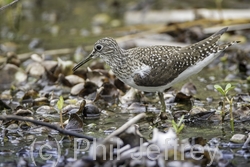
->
72, 27, 239, 118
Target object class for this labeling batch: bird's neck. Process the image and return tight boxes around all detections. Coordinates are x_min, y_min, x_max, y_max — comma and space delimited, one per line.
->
104, 49, 133, 80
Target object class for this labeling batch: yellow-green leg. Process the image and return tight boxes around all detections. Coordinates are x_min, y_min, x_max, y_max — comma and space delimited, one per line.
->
158, 92, 166, 112
157, 92, 173, 120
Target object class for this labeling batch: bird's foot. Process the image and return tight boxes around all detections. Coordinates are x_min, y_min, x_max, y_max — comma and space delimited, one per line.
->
160, 110, 173, 120
157, 92, 173, 120
153, 109, 173, 124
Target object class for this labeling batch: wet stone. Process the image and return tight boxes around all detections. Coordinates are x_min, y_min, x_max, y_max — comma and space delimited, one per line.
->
79, 81, 98, 98
244, 153, 250, 159
82, 103, 100, 119
65, 74, 84, 86
26, 62, 45, 77
206, 97, 213, 103
236, 149, 249, 156
218, 159, 233, 167
225, 73, 237, 81
0, 64, 20, 91
206, 84, 214, 90
180, 82, 197, 95
41, 60, 58, 71
104, 127, 117, 135
189, 106, 207, 115
230, 134, 247, 143
36, 105, 57, 114
33, 97, 49, 106
62, 104, 79, 115
14, 109, 33, 116
227, 142, 244, 148
237, 93, 250, 102
0, 99, 11, 110
6, 124, 19, 131
65, 114, 83, 132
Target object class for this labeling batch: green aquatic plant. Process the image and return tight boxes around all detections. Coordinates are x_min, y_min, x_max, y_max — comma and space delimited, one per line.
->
56, 96, 64, 128
214, 83, 235, 131
171, 115, 185, 134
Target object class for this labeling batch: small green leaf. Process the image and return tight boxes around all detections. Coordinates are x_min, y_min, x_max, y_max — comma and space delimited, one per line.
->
171, 120, 176, 126
214, 84, 222, 90
177, 124, 185, 134
171, 120, 177, 132
214, 84, 225, 96
177, 115, 185, 127
172, 116, 185, 134
225, 83, 231, 91
57, 96, 64, 110
225, 85, 235, 95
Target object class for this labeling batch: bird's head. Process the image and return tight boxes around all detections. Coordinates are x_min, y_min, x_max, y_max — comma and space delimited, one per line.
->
72, 37, 120, 72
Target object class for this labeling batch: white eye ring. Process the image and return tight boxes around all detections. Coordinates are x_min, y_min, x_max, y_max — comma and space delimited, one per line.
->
95, 44, 103, 51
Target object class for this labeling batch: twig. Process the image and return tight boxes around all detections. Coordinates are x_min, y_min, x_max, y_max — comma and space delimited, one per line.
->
103, 113, 146, 142
0, 0, 19, 12
0, 115, 94, 141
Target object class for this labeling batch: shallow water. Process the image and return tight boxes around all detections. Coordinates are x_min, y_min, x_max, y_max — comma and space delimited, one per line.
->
0, 0, 250, 166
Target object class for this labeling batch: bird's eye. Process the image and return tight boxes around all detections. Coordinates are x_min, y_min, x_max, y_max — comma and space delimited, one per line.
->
95, 44, 103, 51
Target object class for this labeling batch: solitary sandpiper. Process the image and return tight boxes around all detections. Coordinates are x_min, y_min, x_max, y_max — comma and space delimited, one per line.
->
73, 27, 239, 117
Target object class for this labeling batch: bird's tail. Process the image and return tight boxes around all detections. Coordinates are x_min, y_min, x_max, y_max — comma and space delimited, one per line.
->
218, 40, 240, 51
209, 27, 240, 51
188, 27, 240, 53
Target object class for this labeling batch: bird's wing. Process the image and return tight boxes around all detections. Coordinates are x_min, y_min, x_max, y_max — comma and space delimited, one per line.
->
132, 45, 196, 87
132, 28, 230, 87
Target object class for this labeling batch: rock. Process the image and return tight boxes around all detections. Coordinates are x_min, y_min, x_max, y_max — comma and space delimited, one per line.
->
230, 134, 246, 143
71, 83, 85, 95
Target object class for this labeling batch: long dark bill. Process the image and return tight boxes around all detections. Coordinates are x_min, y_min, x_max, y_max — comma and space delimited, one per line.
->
72, 53, 94, 72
